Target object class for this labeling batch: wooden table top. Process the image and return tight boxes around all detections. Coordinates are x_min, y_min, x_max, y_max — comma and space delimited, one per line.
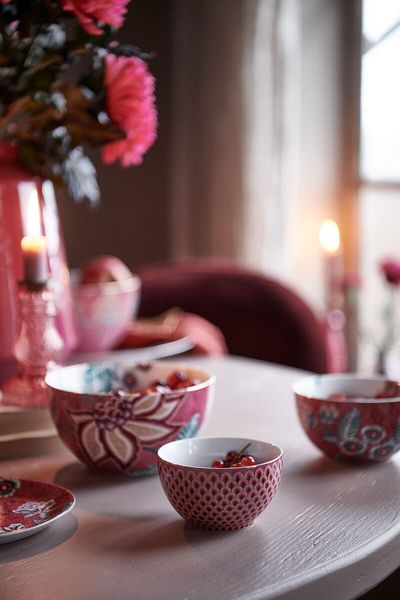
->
1, 355, 400, 600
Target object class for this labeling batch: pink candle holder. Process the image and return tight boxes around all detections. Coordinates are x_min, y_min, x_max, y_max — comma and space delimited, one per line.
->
1, 280, 64, 408
0, 144, 78, 386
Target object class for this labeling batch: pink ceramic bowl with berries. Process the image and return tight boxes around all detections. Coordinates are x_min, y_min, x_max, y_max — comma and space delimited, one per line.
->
46, 360, 215, 476
158, 437, 283, 531
293, 374, 400, 463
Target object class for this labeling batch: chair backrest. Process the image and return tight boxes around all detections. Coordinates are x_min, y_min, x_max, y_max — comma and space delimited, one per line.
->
137, 259, 329, 373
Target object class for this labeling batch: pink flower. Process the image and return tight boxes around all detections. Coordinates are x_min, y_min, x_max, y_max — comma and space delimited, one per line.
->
61, 0, 130, 36
380, 259, 400, 287
341, 271, 362, 291
102, 53, 157, 167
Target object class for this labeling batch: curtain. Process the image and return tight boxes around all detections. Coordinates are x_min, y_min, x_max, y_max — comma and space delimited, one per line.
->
169, 0, 300, 277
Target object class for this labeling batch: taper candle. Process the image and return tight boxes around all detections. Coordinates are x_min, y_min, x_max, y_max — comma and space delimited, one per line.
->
21, 235, 48, 284
319, 219, 343, 311
21, 189, 48, 285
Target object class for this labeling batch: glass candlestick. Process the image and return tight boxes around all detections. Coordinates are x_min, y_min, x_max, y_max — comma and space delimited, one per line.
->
1, 280, 64, 408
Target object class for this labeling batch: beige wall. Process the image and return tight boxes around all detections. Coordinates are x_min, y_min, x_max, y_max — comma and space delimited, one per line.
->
285, 0, 359, 311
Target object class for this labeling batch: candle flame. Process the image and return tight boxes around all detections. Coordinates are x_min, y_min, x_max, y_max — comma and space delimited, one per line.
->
319, 219, 341, 254
26, 188, 42, 237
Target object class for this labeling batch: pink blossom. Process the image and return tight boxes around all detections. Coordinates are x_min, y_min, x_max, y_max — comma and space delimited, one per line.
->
380, 259, 400, 286
102, 53, 157, 167
0, 1, 12, 4
341, 271, 362, 290
61, 0, 130, 36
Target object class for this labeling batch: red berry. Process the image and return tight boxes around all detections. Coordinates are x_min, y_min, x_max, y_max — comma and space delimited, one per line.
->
177, 378, 197, 390
225, 451, 236, 462
145, 386, 154, 393
211, 444, 255, 468
239, 455, 256, 466
166, 370, 188, 388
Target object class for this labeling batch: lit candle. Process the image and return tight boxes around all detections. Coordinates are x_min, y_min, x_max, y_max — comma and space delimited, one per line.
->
319, 219, 343, 311
21, 190, 48, 284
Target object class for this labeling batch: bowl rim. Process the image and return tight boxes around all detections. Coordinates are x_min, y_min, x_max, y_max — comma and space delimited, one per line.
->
292, 372, 400, 404
157, 436, 283, 470
71, 272, 141, 295
45, 359, 215, 396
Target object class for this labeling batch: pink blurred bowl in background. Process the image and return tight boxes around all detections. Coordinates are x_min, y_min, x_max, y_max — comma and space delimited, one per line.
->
72, 272, 141, 353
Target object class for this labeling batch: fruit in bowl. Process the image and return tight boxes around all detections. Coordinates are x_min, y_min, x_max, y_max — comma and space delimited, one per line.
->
72, 256, 141, 353
293, 374, 400, 463
158, 437, 283, 531
79, 255, 134, 285
46, 360, 215, 476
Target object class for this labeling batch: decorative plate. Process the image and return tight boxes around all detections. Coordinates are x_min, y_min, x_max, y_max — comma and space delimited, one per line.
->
0, 478, 75, 544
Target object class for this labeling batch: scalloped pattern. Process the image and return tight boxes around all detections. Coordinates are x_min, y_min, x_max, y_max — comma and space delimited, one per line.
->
158, 458, 283, 531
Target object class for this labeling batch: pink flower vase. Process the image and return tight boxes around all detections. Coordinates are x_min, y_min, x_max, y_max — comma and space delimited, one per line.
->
0, 144, 77, 386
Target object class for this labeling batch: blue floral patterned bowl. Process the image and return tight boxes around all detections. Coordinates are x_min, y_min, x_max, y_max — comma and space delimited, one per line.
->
293, 374, 400, 463
46, 360, 215, 476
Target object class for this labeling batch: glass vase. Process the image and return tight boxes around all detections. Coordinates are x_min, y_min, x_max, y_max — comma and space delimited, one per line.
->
0, 144, 77, 386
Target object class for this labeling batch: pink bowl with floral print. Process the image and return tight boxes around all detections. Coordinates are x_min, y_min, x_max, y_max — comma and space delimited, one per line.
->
158, 437, 283, 531
72, 273, 141, 353
293, 374, 400, 463
46, 360, 215, 476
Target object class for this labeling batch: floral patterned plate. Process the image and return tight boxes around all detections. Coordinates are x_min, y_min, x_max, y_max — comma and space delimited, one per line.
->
0, 477, 75, 544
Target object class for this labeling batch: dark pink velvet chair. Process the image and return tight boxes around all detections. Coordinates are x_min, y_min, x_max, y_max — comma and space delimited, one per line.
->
137, 259, 330, 373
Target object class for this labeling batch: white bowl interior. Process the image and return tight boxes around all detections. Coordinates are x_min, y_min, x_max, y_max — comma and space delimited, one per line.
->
293, 373, 400, 403
46, 360, 213, 395
158, 437, 282, 468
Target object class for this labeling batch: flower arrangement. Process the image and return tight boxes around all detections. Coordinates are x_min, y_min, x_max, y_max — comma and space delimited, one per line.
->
374, 259, 400, 372
0, 0, 157, 203
343, 259, 400, 374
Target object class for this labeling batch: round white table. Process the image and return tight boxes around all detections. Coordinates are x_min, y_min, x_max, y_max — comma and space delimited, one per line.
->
1, 356, 400, 600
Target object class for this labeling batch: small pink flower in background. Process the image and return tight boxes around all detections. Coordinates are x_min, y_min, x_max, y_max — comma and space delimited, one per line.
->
341, 271, 362, 291
102, 53, 157, 167
61, 0, 130, 36
380, 259, 400, 287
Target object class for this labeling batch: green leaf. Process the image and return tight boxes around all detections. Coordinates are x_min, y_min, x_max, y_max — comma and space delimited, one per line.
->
62, 146, 100, 204
338, 409, 361, 440
110, 44, 151, 60
177, 413, 200, 440
395, 420, 400, 444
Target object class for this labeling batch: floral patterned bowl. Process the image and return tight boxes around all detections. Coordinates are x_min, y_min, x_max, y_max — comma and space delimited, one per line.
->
293, 374, 400, 462
46, 360, 215, 476
72, 274, 141, 353
158, 437, 283, 531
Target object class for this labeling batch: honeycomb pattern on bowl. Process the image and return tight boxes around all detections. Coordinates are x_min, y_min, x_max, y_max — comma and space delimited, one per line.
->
158, 458, 283, 531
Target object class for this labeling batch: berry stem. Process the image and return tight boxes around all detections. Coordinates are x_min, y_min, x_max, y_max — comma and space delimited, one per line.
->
226, 442, 251, 467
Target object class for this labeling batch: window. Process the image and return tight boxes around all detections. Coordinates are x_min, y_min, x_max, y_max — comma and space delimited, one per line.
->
359, 0, 400, 373
361, 0, 400, 182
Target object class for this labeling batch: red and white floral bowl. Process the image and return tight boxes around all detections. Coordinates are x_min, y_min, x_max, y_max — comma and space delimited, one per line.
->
293, 374, 400, 462
158, 437, 283, 531
46, 360, 215, 476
